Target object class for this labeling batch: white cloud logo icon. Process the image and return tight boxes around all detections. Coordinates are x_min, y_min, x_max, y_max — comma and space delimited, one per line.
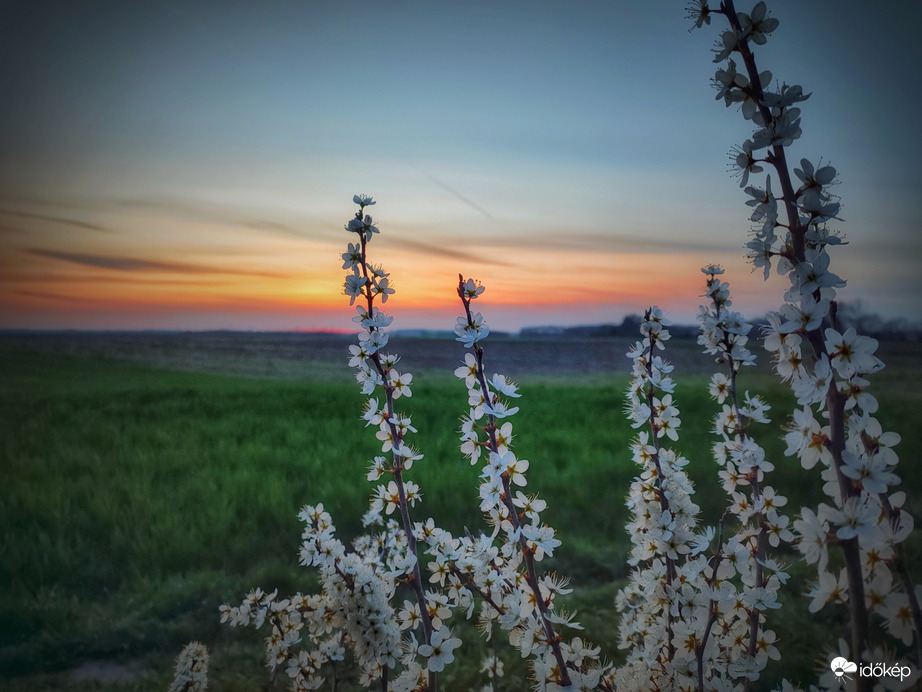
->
831, 657, 858, 678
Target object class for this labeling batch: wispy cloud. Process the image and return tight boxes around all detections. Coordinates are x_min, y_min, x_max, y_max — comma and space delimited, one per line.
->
240, 219, 312, 238
425, 227, 730, 255
0, 209, 114, 233
0, 193, 325, 241
0, 195, 104, 212
387, 236, 511, 266
529, 230, 730, 254
116, 197, 328, 241
427, 175, 494, 219
118, 196, 516, 265
2, 272, 234, 287
27, 248, 290, 278
15, 290, 98, 303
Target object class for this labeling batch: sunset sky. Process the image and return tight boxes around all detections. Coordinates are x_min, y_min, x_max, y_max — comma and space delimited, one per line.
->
1, 0, 920, 332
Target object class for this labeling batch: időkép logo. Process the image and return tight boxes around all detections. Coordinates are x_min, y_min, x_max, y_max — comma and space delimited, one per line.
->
830, 656, 913, 684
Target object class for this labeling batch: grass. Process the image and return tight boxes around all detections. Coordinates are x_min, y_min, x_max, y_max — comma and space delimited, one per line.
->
1, 339, 920, 690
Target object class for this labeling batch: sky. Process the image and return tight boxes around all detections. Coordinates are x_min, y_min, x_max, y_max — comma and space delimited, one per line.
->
0, 0, 920, 333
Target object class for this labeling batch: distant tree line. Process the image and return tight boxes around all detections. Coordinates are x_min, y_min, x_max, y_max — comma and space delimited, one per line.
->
518, 302, 920, 341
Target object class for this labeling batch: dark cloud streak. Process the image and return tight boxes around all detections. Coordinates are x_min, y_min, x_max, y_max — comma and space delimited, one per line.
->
117, 197, 327, 241
27, 248, 289, 278
0, 209, 114, 233
15, 290, 97, 303
2, 272, 233, 287
0, 194, 325, 241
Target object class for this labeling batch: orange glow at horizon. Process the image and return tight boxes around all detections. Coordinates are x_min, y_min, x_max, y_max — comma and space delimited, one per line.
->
2, 223, 775, 331
0, 194, 819, 332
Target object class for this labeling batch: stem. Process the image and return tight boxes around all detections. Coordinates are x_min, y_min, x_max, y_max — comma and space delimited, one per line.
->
719, 0, 805, 261
457, 277, 573, 688
449, 564, 507, 616
393, 467, 434, 637
500, 474, 572, 684
697, 512, 729, 692
716, 4, 871, 680
641, 311, 677, 662
719, 312, 769, 690
357, 220, 436, 691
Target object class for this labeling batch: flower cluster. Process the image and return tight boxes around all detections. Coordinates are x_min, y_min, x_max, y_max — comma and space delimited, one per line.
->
615, 307, 707, 689
220, 505, 399, 688
341, 197, 469, 688
411, 276, 614, 690
168, 641, 209, 692
698, 266, 790, 686
691, 0, 921, 686
218, 197, 464, 691
616, 287, 792, 689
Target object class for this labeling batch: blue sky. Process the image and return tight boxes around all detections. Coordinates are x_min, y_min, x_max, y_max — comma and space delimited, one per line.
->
1, 0, 919, 331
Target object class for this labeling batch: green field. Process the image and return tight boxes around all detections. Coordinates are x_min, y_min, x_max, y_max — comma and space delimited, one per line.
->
2, 336, 921, 690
